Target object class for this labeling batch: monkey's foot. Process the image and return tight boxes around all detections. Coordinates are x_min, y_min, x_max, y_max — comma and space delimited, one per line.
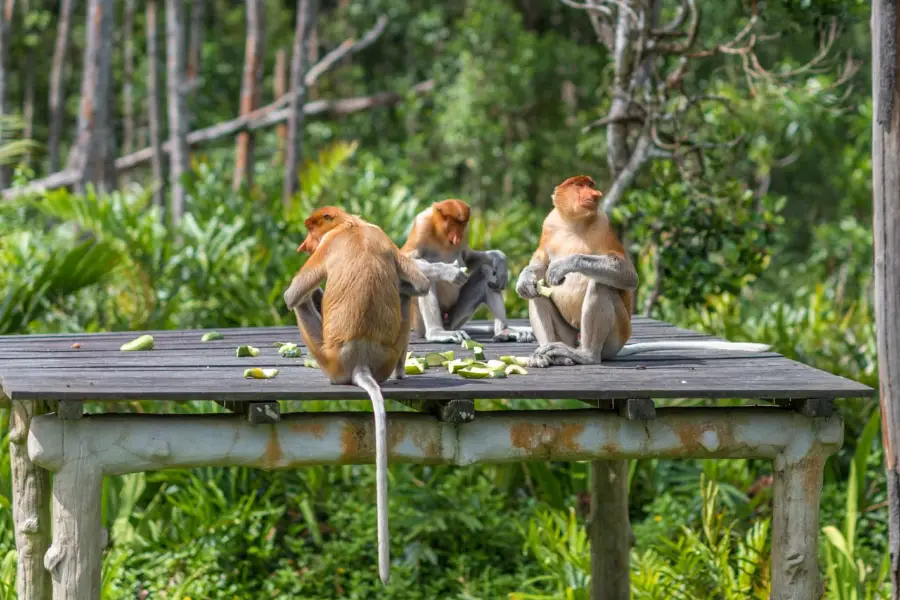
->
527, 342, 591, 368
493, 327, 536, 343
392, 366, 406, 380
425, 328, 471, 344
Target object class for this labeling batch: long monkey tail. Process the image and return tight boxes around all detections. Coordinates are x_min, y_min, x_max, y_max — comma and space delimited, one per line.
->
352, 366, 390, 585
616, 340, 771, 357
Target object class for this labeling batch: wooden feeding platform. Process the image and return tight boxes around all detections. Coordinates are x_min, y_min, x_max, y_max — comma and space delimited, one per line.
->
0, 317, 873, 600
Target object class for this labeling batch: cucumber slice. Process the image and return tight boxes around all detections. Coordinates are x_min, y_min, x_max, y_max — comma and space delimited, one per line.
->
201, 331, 224, 342
500, 355, 529, 367
120, 335, 154, 351
424, 352, 447, 367
303, 358, 320, 368
537, 279, 554, 298
277, 342, 302, 358
236, 345, 260, 357
446, 358, 474, 374
505, 364, 528, 376
461, 339, 482, 350
244, 367, 278, 379
457, 366, 507, 379
405, 360, 427, 375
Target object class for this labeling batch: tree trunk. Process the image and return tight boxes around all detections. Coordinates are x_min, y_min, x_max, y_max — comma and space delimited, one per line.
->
21, 0, 34, 155
123, 0, 137, 156
48, 0, 75, 173
872, 2, 900, 597
166, 0, 189, 223
147, 0, 166, 213
232, 0, 264, 191
283, 0, 318, 206
186, 0, 205, 88
308, 26, 318, 99
273, 47, 288, 160
0, 0, 15, 190
68, 0, 117, 193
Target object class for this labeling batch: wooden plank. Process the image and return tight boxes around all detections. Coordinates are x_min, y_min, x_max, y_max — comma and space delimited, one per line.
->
0, 356, 873, 403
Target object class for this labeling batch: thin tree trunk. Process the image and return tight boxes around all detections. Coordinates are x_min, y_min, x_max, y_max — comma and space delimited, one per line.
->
308, 26, 318, 99
0, 0, 15, 190
146, 0, 165, 213
166, 0, 189, 223
21, 0, 34, 150
873, 2, 900, 596
233, 0, 264, 191
48, 0, 75, 173
68, 0, 117, 193
123, 0, 136, 156
186, 0, 204, 89
283, 0, 317, 205
273, 47, 287, 160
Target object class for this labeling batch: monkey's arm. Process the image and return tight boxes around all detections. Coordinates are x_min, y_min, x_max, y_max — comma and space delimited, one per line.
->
515, 247, 550, 299
461, 248, 508, 291
396, 254, 431, 297
403, 247, 468, 286
546, 254, 638, 291
284, 254, 328, 310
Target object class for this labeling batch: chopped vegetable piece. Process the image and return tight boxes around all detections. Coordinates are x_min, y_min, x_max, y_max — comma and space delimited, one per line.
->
244, 367, 279, 379
537, 279, 554, 298
461, 339, 482, 350
473, 346, 486, 360
505, 364, 528, 375
277, 342, 302, 358
120, 335, 154, 351
446, 358, 474, 374
236, 345, 261, 357
201, 331, 224, 342
424, 352, 447, 367
404, 360, 426, 375
303, 358, 320, 368
499, 355, 529, 367
457, 366, 507, 379
439, 350, 455, 361
486, 359, 507, 370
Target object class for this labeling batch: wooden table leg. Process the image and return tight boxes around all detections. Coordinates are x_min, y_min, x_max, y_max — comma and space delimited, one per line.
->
771, 452, 827, 599
9, 399, 52, 600
589, 459, 630, 600
43, 415, 104, 600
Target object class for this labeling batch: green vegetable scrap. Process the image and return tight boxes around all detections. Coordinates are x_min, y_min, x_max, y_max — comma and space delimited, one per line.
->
303, 357, 320, 368
404, 359, 427, 375
461, 339, 482, 350
277, 342, 302, 358
537, 279, 554, 298
236, 345, 260, 357
499, 355, 529, 367
505, 364, 528, 376
244, 367, 278, 379
457, 366, 507, 379
120, 334, 154, 351
201, 331, 224, 342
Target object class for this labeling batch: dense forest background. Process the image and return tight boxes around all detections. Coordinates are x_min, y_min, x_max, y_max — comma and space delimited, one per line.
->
0, 0, 886, 597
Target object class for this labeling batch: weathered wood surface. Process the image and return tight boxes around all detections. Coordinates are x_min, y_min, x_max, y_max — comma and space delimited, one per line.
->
872, 0, 900, 594
0, 318, 872, 403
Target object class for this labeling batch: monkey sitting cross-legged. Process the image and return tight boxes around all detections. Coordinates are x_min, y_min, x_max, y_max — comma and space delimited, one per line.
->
283, 207, 430, 584
516, 176, 769, 368
401, 198, 535, 344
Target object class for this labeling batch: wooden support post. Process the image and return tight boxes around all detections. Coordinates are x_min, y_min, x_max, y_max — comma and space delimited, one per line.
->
589, 459, 630, 600
397, 398, 476, 423
614, 398, 656, 420
247, 402, 280, 425
771, 452, 826, 599
56, 401, 83, 420
775, 398, 834, 418
9, 399, 52, 600
46, 456, 103, 600
872, 1, 900, 596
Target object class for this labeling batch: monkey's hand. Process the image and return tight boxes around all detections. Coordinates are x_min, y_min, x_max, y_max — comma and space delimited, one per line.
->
515, 265, 543, 300
425, 327, 471, 344
433, 262, 469, 286
486, 250, 509, 291
545, 258, 575, 287
493, 327, 536, 343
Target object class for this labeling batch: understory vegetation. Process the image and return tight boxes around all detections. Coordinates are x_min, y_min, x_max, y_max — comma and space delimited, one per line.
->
0, 0, 886, 598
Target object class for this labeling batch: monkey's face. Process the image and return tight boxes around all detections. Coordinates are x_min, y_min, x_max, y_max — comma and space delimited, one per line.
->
432, 199, 470, 247
297, 207, 347, 254
552, 176, 602, 220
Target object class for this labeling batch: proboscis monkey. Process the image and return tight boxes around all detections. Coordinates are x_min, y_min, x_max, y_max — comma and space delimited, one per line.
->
401, 199, 535, 343
515, 176, 769, 367
284, 206, 430, 584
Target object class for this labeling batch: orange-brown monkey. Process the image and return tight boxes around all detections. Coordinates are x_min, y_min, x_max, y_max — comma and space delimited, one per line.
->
285, 207, 429, 584
401, 199, 534, 343
516, 176, 768, 367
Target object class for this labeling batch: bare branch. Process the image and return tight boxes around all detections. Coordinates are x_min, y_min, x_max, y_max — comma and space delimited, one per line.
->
654, 0, 699, 55
304, 14, 387, 87
603, 125, 653, 212
3, 81, 435, 200
653, 0, 688, 36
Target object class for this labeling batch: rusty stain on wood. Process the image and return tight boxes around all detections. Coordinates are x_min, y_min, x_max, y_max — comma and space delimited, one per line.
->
290, 421, 326, 439
263, 427, 282, 467
509, 422, 584, 458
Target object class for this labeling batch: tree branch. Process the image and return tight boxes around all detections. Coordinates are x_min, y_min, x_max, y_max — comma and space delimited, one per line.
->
3, 81, 435, 199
